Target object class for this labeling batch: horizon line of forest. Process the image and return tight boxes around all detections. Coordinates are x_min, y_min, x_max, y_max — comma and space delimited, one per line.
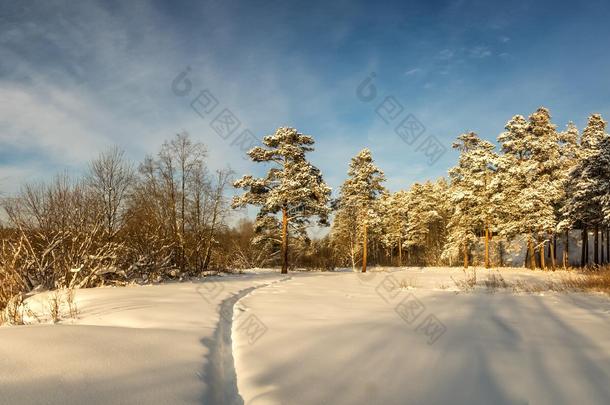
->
2, 105, 610, 309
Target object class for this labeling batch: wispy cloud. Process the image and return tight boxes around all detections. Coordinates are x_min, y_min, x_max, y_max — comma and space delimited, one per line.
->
437, 49, 454, 60
469, 46, 492, 58
404, 68, 422, 76
1, 0, 609, 199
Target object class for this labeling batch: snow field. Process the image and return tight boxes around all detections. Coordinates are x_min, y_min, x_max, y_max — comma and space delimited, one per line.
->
233, 268, 610, 405
1, 268, 610, 405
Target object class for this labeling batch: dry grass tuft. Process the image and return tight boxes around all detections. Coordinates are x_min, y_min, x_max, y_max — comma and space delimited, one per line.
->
399, 278, 417, 289
484, 271, 508, 293
451, 268, 477, 292
555, 268, 610, 294
1, 293, 25, 325
47, 289, 79, 323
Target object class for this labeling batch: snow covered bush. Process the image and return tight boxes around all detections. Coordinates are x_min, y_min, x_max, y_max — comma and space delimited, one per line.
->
1, 174, 129, 293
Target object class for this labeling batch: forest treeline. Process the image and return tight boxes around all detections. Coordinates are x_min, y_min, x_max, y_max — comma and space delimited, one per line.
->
2, 107, 610, 309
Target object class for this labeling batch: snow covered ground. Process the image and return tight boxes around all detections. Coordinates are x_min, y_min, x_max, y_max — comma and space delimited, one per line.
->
235, 267, 610, 405
2, 267, 610, 404
0, 273, 284, 404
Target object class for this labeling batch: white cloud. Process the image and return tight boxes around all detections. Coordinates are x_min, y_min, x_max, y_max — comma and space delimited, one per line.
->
437, 49, 454, 60
469, 46, 492, 58
404, 68, 422, 76
0, 81, 110, 163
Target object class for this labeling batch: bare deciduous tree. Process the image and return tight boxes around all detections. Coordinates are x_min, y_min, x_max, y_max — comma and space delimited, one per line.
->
87, 146, 134, 237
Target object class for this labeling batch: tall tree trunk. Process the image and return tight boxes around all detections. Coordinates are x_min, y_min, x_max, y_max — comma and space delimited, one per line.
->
585, 229, 591, 266
602, 230, 605, 264
563, 230, 569, 268
484, 225, 490, 268
528, 237, 535, 270
281, 206, 288, 274
606, 229, 610, 261
349, 239, 356, 271
362, 222, 368, 273
202, 221, 217, 271
463, 241, 469, 269
594, 225, 600, 265
539, 238, 546, 270
550, 236, 556, 271
398, 236, 402, 267
180, 164, 186, 272
581, 227, 587, 268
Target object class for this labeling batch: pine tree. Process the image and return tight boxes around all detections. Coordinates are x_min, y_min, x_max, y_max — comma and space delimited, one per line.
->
494, 108, 561, 269
444, 132, 496, 268
330, 201, 361, 269
556, 121, 580, 267
595, 134, 610, 263
563, 114, 609, 266
379, 190, 409, 266
404, 179, 450, 265
336, 149, 386, 272
232, 127, 331, 273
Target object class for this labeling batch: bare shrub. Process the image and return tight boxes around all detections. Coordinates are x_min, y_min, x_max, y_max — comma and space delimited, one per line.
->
484, 271, 508, 293
2, 174, 129, 290
1, 293, 25, 325
0, 233, 31, 314
66, 288, 78, 318
399, 278, 417, 289
451, 268, 477, 291
46, 288, 78, 323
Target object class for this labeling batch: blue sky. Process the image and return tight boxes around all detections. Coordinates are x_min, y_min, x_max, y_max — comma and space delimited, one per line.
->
1, 0, 610, 197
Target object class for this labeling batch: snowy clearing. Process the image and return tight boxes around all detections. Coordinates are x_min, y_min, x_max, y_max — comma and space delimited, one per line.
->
2, 267, 610, 404
234, 267, 610, 405
0, 273, 284, 404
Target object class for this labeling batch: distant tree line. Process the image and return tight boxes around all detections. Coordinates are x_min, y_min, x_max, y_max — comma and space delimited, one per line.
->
2, 109, 610, 311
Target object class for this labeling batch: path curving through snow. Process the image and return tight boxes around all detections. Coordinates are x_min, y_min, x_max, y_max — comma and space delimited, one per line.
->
0, 273, 284, 404
2, 268, 610, 404
201, 286, 254, 405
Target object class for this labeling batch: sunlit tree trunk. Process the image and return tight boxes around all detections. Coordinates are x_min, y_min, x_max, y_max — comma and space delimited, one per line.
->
528, 237, 536, 270
581, 227, 587, 267
594, 225, 599, 266
563, 230, 569, 268
362, 222, 368, 273
484, 224, 490, 268
398, 236, 402, 267
463, 241, 469, 269
606, 229, 610, 261
539, 238, 546, 270
550, 235, 556, 271
601, 229, 605, 264
281, 206, 288, 274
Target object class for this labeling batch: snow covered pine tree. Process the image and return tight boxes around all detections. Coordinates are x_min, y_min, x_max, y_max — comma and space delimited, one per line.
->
445, 132, 497, 268
232, 127, 331, 274
563, 114, 609, 267
379, 190, 410, 266
336, 149, 386, 272
494, 108, 561, 269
